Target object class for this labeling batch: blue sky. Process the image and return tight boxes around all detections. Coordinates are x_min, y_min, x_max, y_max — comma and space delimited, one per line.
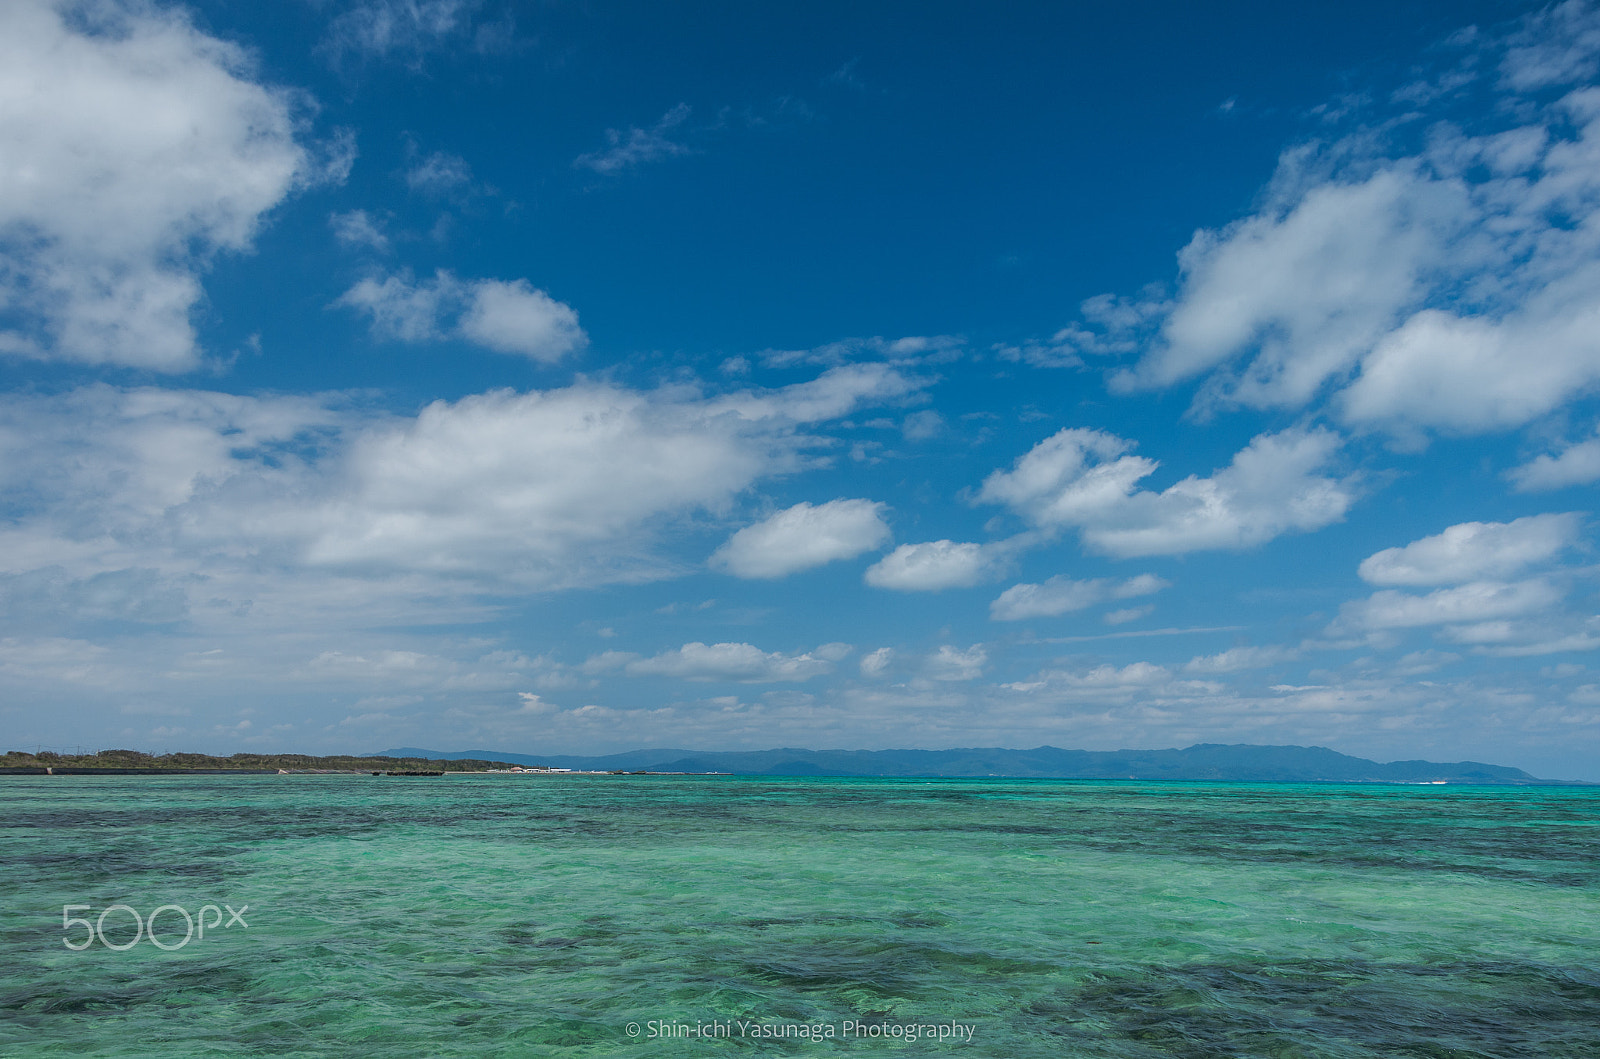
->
4, 0, 1600, 779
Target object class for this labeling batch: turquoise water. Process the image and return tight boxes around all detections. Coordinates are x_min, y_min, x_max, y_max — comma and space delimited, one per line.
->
1, 776, 1596, 1057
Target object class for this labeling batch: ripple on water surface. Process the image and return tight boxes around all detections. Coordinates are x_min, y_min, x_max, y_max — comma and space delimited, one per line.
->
0, 776, 1596, 1057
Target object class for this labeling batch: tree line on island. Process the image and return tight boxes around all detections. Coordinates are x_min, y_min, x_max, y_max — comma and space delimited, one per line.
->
0, 749, 521, 772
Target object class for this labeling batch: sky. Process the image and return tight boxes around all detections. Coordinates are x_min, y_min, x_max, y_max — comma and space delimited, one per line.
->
4, 0, 1600, 779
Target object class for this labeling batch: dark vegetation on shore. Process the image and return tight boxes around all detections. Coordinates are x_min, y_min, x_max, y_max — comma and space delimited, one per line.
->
1, 749, 520, 772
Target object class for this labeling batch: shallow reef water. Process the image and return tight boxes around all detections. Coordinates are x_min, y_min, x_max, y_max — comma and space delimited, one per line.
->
1, 775, 1595, 1056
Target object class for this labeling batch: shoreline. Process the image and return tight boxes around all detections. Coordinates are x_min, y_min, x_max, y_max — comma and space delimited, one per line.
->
0, 766, 730, 776
0, 766, 1587, 785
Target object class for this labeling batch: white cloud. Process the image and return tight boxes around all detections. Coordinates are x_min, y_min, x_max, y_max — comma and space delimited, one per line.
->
978, 426, 1353, 557
1358, 514, 1580, 586
926, 644, 987, 681
1115, 573, 1170, 597
1339, 276, 1600, 431
1392, 650, 1461, 675
0, 0, 309, 370
0, 384, 342, 535
1078, 6, 1600, 435
303, 648, 449, 681
625, 641, 836, 682
0, 636, 114, 686
864, 540, 1008, 591
1479, 627, 1600, 656
1338, 579, 1565, 631
575, 103, 692, 174
337, 270, 586, 362
713, 361, 927, 422
1509, 436, 1600, 492
304, 386, 784, 579
0, 366, 925, 623
977, 428, 1149, 526
1440, 621, 1516, 645
321, 0, 478, 63
457, 279, 586, 362
330, 210, 390, 253
989, 573, 1168, 621
757, 334, 963, 369
406, 150, 472, 194
902, 410, 944, 440
711, 499, 890, 579
997, 292, 1165, 368
1501, 0, 1600, 90
1184, 645, 1300, 674
1117, 164, 1463, 410
1334, 512, 1592, 655
859, 647, 893, 677
1006, 661, 1171, 693
338, 272, 451, 341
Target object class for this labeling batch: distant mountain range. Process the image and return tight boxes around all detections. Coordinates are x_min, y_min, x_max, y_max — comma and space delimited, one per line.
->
375, 743, 1562, 784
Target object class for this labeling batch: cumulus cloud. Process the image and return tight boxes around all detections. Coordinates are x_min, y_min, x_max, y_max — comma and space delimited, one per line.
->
1338, 579, 1565, 631
1509, 436, 1600, 492
457, 280, 586, 360
625, 641, 839, 682
1118, 164, 1463, 409
864, 540, 1009, 591
575, 103, 692, 174
978, 426, 1353, 557
1332, 511, 1593, 654
0, 0, 310, 370
337, 270, 586, 362
304, 386, 773, 578
1340, 274, 1600, 431
926, 644, 988, 681
711, 499, 891, 579
1358, 514, 1580, 586
1075, 4, 1600, 434
305, 368, 925, 580
0, 366, 928, 629
989, 573, 1168, 621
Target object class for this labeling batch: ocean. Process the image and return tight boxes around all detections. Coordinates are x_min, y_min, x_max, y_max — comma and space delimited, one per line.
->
1, 775, 1595, 1056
